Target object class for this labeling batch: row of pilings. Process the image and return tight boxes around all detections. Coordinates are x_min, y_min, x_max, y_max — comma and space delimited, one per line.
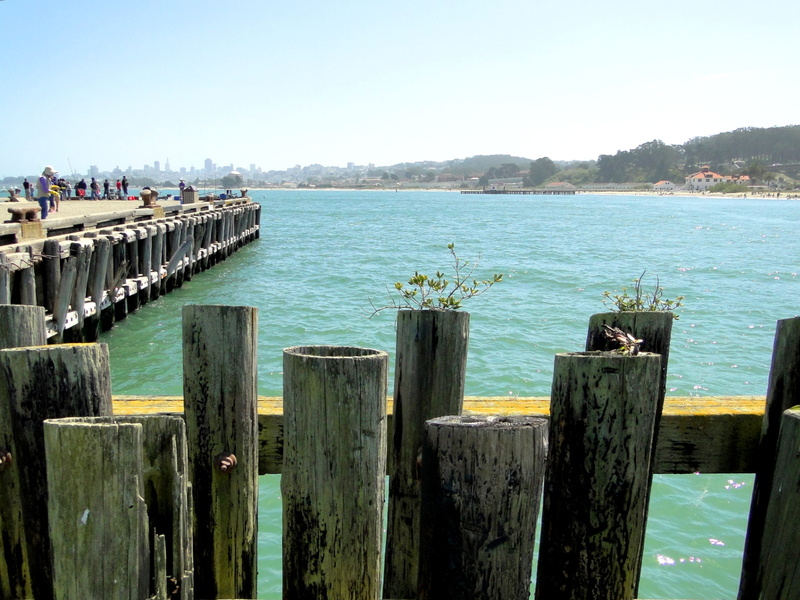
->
1, 305, 800, 598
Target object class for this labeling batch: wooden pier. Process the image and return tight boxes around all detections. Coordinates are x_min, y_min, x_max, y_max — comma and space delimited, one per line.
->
0, 198, 261, 342
460, 188, 576, 195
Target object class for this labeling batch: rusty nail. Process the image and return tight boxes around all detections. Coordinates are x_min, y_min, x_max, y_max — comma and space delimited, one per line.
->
214, 452, 237, 473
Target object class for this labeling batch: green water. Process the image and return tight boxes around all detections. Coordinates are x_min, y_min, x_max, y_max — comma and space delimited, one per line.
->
102, 190, 799, 598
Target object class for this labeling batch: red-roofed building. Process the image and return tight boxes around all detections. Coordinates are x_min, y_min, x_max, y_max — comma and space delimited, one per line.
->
685, 166, 751, 191
685, 166, 725, 191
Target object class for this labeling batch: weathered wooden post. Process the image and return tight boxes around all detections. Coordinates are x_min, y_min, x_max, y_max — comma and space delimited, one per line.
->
0, 343, 112, 600
51, 255, 77, 342
0, 304, 46, 348
86, 236, 111, 341
586, 310, 674, 595
0, 305, 46, 600
739, 316, 800, 599
383, 309, 469, 599
0, 255, 9, 304
752, 406, 800, 599
42, 239, 62, 314
183, 305, 258, 600
19, 262, 36, 306
44, 418, 150, 600
68, 240, 93, 343
119, 414, 194, 600
44, 414, 193, 600
282, 345, 388, 600
417, 415, 547, 600
535, 351, 661, 600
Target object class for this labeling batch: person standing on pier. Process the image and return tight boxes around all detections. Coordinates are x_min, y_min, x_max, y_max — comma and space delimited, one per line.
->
122, 175, 129, 197
103, 179, 110, 199
35, 166, 56, 219
116, 179, 122, 199
23, 178, 31, 200
90, 177, 100, 200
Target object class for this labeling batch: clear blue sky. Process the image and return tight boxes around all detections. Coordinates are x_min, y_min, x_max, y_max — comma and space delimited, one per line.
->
2, 0, 798, 176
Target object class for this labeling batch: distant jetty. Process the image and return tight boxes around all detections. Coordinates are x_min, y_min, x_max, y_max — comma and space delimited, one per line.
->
460, 188, 576, 195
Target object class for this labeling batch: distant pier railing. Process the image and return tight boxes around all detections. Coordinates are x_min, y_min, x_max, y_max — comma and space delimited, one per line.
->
0, 199, 261, 342
460, 188, 576, 195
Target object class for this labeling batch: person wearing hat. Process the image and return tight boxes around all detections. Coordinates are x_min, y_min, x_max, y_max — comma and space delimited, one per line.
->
36, 166, 56, 219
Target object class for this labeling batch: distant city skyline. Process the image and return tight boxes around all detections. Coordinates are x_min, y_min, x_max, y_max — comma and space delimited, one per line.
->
2, 0, 798, 177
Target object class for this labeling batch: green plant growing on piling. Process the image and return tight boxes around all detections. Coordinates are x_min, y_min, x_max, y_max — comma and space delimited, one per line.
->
602, 271, 684, 319
370, 243, 503, 315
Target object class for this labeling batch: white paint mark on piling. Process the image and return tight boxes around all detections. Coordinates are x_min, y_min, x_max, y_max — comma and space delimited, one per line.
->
80, 508, 89, 525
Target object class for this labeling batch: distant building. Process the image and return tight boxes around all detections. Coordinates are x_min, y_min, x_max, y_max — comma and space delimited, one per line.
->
653, 180, 677, 191
685, 166, 751, 191
544, 181, 577, 190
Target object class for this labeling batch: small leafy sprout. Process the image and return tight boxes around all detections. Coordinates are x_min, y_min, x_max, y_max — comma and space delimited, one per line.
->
602, 271, 684, 319
370, 243, 503, 315
603, 324, 643, 355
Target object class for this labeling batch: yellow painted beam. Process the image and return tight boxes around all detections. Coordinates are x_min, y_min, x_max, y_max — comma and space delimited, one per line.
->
112, 395, 765, 476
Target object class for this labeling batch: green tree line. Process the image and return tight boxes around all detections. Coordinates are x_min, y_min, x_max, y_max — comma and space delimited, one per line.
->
514, 125, 800, 186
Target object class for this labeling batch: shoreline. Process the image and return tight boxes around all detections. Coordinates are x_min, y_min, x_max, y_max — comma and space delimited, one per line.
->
2, 189, 796, 224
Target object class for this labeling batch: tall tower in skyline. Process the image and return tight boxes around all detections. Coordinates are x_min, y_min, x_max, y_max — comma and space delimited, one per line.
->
154, 160, 161, 173
204, 158, 213, 174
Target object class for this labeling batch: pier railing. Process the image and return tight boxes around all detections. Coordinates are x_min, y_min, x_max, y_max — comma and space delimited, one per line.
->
0, 199, 261, 342
0, 303, 797, 600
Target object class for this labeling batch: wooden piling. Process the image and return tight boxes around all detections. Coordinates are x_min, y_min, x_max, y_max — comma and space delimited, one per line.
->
739, 316, 800, 599
586, 310, 674, 595
0, 255, 9, 304
51, 254, 77, 341
753, 406, 800, 599
0, 304, 47, 348
0, 343, 113, 600
183, 305, 258, 600
383, 309, 470, 599
69, 240, 93, 342
44, 418, 150, 600
417, 415, 547, 600
282, 345, 388, 600
535, 351, 661, 600
19, 263, 36, 306
0, 305, 46, 600
42, 239, 62, 314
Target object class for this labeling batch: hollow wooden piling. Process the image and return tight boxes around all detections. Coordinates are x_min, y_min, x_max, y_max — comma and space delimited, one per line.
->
282, 345, 388, 600
44, 418, 150, 600
417, 415, 547, 600
0, 343, 113, 600
383, 309, 470, 599
739, 316, 800, 599
535, 351, 661, 600
753, 406, 800, 599
183, 305, 258, 600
